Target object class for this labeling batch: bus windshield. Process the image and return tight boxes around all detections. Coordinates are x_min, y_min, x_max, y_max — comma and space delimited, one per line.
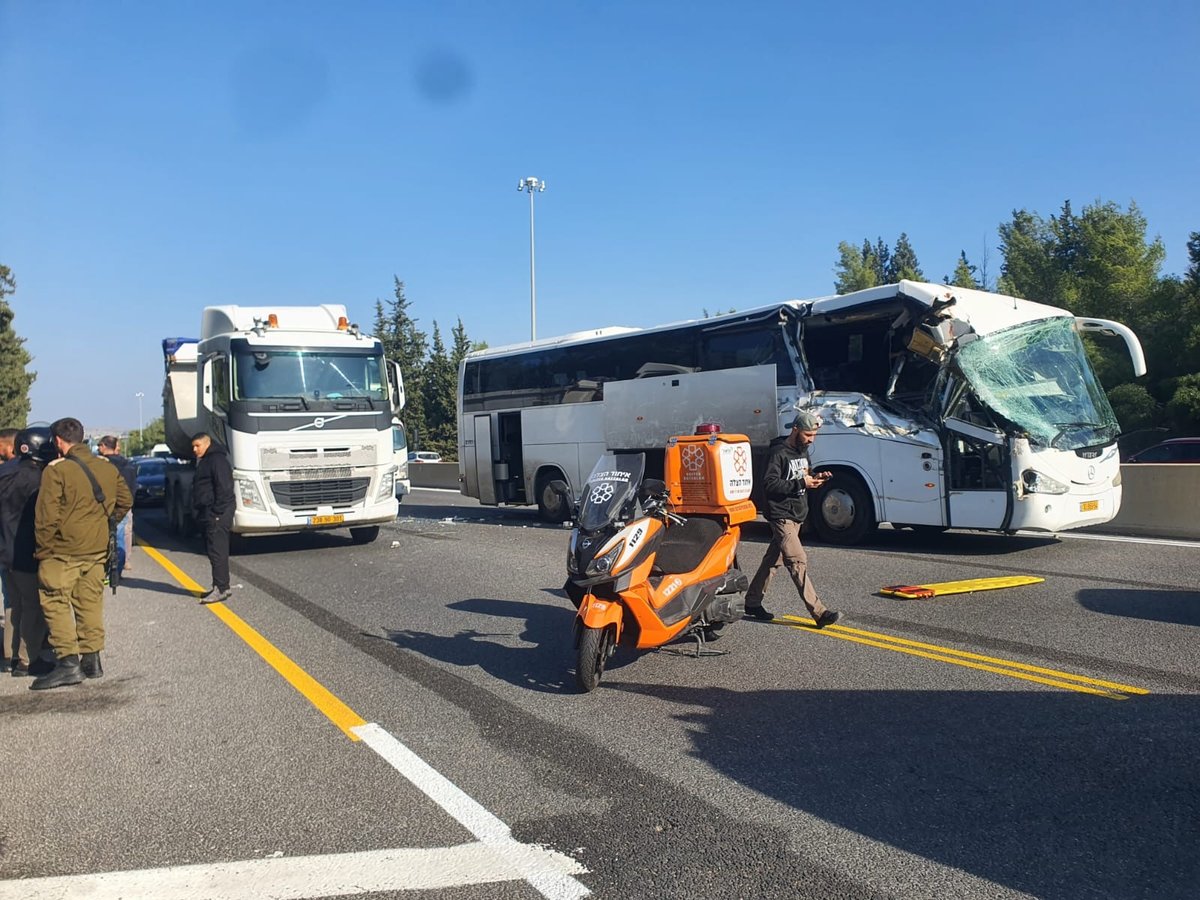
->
578, 453, 645, 532
234, 348, 386, 404
955, 318, 1119, 450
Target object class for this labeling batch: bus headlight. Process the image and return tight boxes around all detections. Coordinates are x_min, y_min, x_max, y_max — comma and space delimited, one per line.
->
377, 468, 396, 501
1021, 469, 1069, 495
236, 477, 267, 511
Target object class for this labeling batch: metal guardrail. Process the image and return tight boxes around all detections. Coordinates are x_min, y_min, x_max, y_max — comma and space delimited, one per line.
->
407, 462, 462, 490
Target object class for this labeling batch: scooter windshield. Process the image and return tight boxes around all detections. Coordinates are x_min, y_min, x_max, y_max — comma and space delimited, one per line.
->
578, 453, 645, 532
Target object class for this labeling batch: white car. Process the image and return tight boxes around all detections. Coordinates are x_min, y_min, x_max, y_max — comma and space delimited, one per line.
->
408, 451, 442, 464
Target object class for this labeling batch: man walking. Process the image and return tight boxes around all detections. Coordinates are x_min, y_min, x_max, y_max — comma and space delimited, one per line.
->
0, 427, 24, 673
191, 432, 234, 604
32, 417, 132, 690
744, 410, 842, 628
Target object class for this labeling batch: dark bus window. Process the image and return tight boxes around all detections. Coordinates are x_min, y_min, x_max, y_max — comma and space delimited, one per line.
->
702, 326, 795, 385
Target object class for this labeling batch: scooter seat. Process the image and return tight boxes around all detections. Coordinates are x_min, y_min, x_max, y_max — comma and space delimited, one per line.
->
652, 516, 725, 575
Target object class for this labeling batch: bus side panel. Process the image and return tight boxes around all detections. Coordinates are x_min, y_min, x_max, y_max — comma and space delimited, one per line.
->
603, 365, 779, 450
520, 405, 605, 497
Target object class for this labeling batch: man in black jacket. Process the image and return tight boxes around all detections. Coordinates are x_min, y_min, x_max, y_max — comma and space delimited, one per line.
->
191, 432, 235, 604
0, 427, 57, 676
744, 410, 841, 628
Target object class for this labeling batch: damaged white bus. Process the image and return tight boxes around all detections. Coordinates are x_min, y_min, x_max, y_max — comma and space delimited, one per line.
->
457, 280, 1145, 543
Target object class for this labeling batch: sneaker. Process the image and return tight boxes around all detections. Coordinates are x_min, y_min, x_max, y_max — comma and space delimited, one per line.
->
814, 610, 841, 629
201, 588, 233, 605
744, 604, 774, 621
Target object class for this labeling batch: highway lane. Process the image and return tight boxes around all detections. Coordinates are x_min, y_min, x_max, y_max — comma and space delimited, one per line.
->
3, 489, 1198, 899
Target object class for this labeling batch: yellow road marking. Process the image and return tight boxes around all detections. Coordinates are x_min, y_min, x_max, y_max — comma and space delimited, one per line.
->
778, 615, 1147, 700
140, 542, 368, 739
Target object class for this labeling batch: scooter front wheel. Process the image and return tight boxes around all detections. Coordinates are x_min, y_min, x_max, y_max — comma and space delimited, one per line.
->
576, 625, 613, 692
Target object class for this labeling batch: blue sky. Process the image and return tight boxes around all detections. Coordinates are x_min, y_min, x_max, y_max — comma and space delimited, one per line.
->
2, 0, 1197, 432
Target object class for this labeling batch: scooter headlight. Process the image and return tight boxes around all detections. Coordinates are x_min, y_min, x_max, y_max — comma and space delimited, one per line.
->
586, 544, 622, 577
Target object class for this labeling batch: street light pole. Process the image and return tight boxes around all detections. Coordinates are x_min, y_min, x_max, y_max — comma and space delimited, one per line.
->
517, 177, 545, 341
135, 391, 144, 451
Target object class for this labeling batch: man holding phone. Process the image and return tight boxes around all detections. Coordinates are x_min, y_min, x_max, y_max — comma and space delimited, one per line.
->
743, 409, 842, 628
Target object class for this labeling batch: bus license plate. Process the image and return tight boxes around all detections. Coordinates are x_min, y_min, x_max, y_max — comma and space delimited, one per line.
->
309, 514, 345, 526
1079, 500, 1099, 512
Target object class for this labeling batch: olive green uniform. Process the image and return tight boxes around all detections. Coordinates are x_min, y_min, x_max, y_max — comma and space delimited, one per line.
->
35, 445, 133, 658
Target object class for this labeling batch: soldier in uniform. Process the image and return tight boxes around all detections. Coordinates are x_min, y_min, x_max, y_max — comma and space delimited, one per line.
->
32, 418, 132, 691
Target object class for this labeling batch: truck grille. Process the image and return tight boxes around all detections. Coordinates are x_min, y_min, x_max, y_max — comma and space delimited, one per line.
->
270, 478, 370, 510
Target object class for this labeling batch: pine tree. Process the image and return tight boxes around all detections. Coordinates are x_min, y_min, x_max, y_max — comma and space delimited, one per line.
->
422, 322, 458, 459
944, 251, 979, 289
373, 277, 428, 449
0, 264, 36, 428
833, 241, 879, 293
451, 318, 473, 372
887, 233, 924, 282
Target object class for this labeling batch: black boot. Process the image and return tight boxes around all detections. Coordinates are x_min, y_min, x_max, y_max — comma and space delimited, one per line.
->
81, 651, 104, 679
30, 655, 84, 691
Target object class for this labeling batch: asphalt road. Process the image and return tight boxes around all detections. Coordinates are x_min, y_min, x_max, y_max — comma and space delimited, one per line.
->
2, 488, 1198, 899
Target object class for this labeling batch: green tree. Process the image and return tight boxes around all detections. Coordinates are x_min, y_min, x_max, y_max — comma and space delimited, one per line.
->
833, 240, 880, 293
127, 417, 167, 456
0, 264, 36, 428
945, 251, 979, 289
887, 233, 924, 282
1106, 383, 1159, 432
422, 322, 458, 459
373, 277, 428, 449
450, 318, 473, 372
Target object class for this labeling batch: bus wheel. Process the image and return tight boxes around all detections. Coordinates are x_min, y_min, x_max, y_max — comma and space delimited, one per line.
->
810, 472, 875, 545
536, 474, 570, 523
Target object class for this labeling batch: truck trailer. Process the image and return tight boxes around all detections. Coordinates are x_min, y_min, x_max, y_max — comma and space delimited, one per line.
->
161, 304, 408, 544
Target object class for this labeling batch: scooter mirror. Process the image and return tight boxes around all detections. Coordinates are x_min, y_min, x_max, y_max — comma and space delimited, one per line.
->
640, 478, 667, 499
548, 480, 572, 500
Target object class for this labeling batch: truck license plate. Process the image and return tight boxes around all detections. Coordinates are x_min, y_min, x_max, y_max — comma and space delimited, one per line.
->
1079, 500, 1099, 512
309, 514, 345, 526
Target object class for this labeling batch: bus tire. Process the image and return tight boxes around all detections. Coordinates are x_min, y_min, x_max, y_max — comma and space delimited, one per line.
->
810, 471, 875, 545
536, 472, 570, 523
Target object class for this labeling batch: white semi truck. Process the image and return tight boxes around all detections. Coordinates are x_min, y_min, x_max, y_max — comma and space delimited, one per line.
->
161, 304, 409, 544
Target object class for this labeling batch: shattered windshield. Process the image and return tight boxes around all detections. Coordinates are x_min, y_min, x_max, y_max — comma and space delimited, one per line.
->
954, 318, 1119, 450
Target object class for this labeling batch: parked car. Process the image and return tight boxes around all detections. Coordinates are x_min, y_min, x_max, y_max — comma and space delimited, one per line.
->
408, 451, 442, 463
1124, 437, 1200, 463
134, 457, 170, 506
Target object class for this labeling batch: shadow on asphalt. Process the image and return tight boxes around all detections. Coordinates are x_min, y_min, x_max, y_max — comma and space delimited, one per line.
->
382, 595, 651, 694
606, 681, 1199, 899
135, 508, 374, 557
1077, 587, 1200, 627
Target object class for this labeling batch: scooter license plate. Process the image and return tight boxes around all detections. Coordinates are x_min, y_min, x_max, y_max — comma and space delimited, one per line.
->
1079, 500, 1099, 513
309, 514, 345, 526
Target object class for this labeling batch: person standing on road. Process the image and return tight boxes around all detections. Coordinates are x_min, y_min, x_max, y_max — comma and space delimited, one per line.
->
743, 410, 842, 628
32, 417, 133, 690
0, 426, 24, 673
97, 435, 137, 574
0, 427, 58, 677
191, 432, 234, 605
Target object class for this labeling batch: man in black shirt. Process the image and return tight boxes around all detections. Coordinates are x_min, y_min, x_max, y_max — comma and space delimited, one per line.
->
191, 433, 235, 604
744, 410, 841, 628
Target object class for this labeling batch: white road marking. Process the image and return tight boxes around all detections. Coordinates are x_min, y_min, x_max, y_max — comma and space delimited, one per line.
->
352, 722, 590, 900
0, 842, 576, 899
1035, 530, 1200, 548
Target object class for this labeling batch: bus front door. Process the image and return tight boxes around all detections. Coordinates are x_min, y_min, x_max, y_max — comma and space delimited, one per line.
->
471, 414, 497, 505
944, 419, 1012, 530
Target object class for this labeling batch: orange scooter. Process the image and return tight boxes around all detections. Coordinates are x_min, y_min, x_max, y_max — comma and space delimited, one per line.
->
558, 427, 758, 691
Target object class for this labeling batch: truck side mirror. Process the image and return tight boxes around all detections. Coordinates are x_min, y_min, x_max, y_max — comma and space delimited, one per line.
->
200, 358, 217, 415
387, 360, 405, 414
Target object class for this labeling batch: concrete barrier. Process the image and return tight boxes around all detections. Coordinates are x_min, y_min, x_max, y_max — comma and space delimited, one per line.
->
408, 461, 1197, 540
408, 462, 462, 491
1098, 464, 1200, 540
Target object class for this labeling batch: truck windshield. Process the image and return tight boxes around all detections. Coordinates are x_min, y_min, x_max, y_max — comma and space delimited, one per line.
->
234, 349, 387, 403
955, 317, 1119, 450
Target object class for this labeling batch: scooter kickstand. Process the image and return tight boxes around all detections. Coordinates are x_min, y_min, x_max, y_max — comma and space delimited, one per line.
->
692, 628, 728, 658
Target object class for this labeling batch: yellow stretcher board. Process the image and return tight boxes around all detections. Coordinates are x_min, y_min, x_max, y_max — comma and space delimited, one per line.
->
880, 576, 1045, 600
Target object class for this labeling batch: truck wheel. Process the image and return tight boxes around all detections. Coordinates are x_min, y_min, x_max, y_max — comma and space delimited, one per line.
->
810, 472, 875, 545
536, 473, 569, 523
350, 525, 380, 545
